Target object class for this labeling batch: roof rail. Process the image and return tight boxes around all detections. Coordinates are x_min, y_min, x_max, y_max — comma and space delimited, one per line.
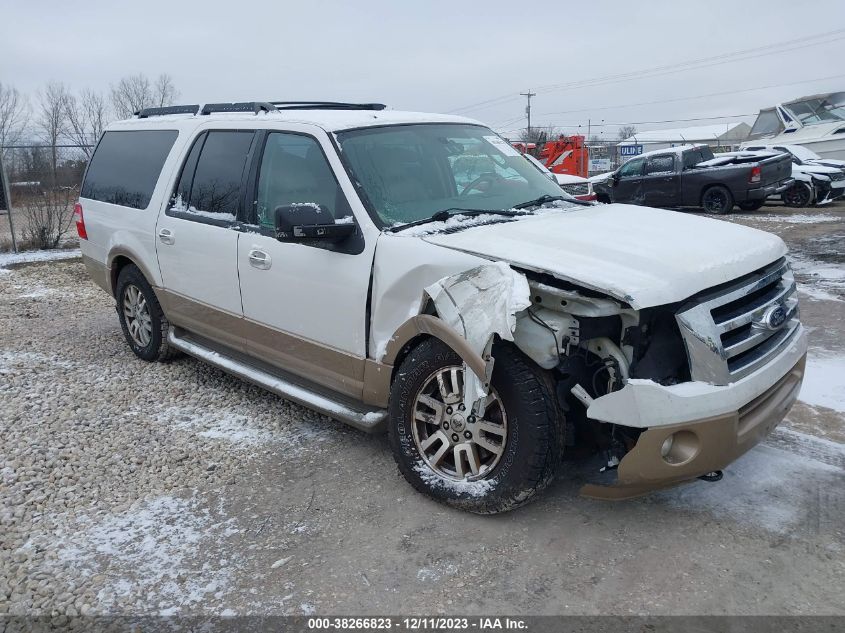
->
136, 105, 200, 118
200, 102, 277, 115
269, 101, 387, 111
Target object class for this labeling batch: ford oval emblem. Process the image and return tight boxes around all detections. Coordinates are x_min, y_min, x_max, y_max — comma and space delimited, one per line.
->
760, 304, 788, 330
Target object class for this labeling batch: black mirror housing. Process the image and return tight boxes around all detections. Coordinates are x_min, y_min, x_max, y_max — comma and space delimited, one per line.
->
274, 204, 355, 243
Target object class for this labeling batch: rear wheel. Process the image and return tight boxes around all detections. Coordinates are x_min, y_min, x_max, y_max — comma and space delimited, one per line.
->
115, 265, 177, 362
782, 182, 813, 208
701, 185, 734, 214
737, 199, 765, 212
388, 338, 561, 514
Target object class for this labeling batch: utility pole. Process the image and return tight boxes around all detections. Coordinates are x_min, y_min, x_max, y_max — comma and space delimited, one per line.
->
0, 151, 17, 253
520, 90, 536, 136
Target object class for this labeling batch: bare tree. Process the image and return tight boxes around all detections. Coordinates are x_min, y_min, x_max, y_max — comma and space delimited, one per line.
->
65, 89, 110, 159
22, 186, 77, 249
617, 125, 638, 141
0, 82, 30, 162
36, 82, 69, 184
518, 125, 561, 147
153, 73, 179, 107
111, 73, 180, 118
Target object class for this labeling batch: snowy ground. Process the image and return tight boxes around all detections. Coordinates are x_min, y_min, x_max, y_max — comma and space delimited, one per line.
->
0, 203, 844, 616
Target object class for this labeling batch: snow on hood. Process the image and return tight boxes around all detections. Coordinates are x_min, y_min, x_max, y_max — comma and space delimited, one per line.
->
421, 204, 787, 309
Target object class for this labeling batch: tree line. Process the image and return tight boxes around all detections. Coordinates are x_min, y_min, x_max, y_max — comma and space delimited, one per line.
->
0, 73, 179, 184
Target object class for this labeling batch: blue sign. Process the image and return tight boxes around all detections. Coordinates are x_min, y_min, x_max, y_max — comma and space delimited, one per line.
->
620, 144, 643, 157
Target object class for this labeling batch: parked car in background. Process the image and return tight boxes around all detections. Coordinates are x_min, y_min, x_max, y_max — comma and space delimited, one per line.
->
722, 148, 844, 208
76, 102, 806, 513
739, 143, 845, 207
592, 144, 794, 213
523, 153, 596, 201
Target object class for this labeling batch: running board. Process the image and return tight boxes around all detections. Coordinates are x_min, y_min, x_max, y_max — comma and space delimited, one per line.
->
167, 330, 387, 433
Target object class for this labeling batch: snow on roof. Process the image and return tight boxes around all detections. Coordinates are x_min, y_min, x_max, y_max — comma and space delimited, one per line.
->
109, 109, 483, 133
617, 122, 749, 146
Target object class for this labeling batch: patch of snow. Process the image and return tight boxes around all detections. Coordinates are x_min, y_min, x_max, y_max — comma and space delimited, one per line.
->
24, 495, 233, 612
416, 562, 459, 582
271, 556, 294, 569
657, 444, 841, 535
798, 285, 842, 302
745, 214, 839, 224
156, 406, 273, 446
799, 354, 845, 413
0, 248, 81, 268
300, 602, 316, 615
170, 194, 235, 222
413, 462, 495, 498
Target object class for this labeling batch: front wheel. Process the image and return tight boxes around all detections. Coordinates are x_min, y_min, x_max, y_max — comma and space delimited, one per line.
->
701, 185, 734, 214
388, 338, 561, 514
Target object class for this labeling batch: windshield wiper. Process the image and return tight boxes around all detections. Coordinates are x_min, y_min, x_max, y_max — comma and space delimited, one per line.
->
512, 194, 568, 209
388, 208, 524, 233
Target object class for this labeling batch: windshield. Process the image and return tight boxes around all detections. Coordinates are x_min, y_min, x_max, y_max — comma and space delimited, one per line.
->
781, 93, 845, 125
336, 123, 567, 227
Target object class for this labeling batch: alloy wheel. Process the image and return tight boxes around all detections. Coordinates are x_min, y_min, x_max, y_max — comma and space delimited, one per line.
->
412, 365, 507, 481
122, 284, 153, 347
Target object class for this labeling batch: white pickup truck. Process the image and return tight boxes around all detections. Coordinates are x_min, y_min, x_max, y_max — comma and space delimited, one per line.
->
76, 101, 807, 513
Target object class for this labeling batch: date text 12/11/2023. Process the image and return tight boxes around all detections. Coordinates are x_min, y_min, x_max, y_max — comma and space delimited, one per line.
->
307, 617, 528, 630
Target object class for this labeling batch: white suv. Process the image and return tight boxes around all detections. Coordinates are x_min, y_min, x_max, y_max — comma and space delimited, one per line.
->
77, 101, 807, 513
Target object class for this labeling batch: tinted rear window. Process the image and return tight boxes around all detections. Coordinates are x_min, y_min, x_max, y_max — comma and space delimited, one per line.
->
81, 130, 178, 209
186, 131, 254, 219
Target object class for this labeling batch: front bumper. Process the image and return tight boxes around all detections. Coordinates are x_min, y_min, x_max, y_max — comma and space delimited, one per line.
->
747, 177, 795, 200
582, 355, 805, 499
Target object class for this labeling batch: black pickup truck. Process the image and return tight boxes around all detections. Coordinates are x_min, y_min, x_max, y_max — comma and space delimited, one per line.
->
592, 144, 794, 213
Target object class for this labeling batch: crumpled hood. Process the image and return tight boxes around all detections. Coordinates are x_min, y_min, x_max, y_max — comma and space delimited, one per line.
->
421, 204, 787, 309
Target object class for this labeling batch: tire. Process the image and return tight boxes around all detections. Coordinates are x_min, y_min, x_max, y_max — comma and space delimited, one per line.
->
115, 264, 178, 362
388, 338, 561, 514
737, 199, 765, 212
782, 182, 813, 208
701, 185, 734, 214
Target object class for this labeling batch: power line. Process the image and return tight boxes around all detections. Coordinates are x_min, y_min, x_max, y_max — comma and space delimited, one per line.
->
446, 28, 845, 115
531, 73, 845, 118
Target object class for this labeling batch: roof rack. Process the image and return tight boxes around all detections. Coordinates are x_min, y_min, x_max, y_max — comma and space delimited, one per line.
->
136, 105, 200, 118
270, 101, 387, 111
135, 101, 389, 119
201, 102, 277, 115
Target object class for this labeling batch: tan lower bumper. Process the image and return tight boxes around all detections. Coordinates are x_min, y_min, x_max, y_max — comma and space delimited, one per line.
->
581, 355, 807, 500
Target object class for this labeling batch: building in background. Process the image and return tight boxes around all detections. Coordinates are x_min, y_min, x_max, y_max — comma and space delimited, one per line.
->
616, 122, 751, 159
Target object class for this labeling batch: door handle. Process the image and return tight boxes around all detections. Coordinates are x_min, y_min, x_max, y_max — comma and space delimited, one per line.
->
248, 249, 272, 270
158, 228, 175, 245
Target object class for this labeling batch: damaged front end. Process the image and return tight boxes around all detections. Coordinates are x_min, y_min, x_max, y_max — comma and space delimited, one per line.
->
418, 256, 807, 500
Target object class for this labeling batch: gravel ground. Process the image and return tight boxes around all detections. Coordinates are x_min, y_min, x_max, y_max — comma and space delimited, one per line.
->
1, 202, 844, 617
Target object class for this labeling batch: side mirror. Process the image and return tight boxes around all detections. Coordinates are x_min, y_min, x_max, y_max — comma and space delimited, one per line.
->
274, 204, 355, 243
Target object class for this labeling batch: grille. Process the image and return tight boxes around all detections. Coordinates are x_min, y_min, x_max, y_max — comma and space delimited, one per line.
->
560, 182, 589, 196
675, 258, 800, 384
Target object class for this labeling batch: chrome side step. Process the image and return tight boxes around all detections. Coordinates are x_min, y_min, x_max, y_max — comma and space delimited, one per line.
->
167, 329, 387, 433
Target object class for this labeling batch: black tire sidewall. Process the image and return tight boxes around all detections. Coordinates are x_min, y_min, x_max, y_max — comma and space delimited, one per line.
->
388, 339, 558, 514
115, 266, 165, 362
782, 183, 812, 208
703, 186, 734, 214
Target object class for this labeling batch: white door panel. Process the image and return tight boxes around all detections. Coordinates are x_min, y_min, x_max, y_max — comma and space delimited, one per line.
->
238, 237, 370, 355
155, 217, 242, 314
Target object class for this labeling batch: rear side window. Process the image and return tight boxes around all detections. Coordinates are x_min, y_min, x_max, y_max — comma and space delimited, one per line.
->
646, 155, 675, 174
82, 130, 178, 209
169, 130, 254, 223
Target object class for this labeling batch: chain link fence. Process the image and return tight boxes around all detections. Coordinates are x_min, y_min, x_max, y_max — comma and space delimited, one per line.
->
0, 144, 91, 253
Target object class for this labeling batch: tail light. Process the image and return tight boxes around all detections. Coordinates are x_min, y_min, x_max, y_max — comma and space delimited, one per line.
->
749, 166, 762, 184
73, 202, 88, 240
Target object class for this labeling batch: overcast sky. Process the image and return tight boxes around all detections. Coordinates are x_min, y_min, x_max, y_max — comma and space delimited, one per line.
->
2, 0, 844, 138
